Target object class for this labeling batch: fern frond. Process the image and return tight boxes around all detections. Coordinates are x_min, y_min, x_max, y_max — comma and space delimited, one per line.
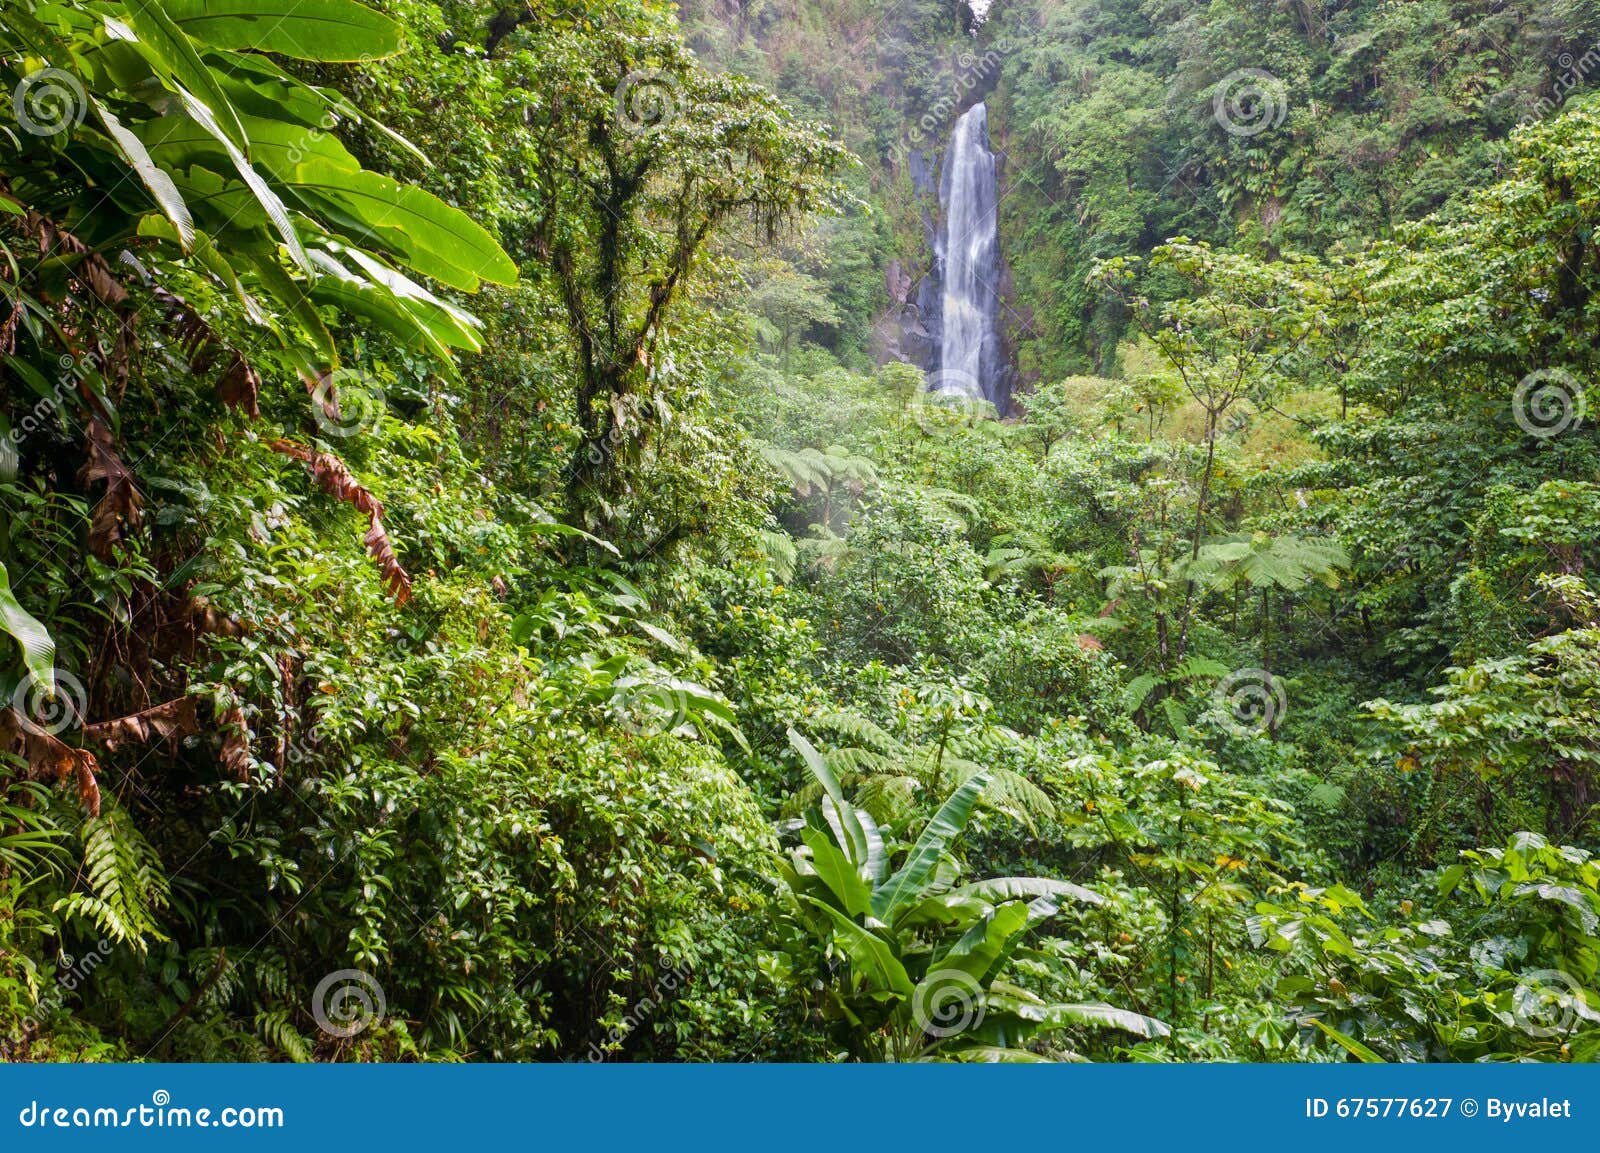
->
824, 747, 897, 778
854, 773, 922, 825
810, 711, 902, 754
53, 800, 170, 951
945, 761, 1057, 832
256, 1009, 313, 1063
755, 529, 798, 582
1124, 673, 1160, 712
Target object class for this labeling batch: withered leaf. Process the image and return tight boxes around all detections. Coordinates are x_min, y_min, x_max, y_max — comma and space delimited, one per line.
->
83, 417, 143, 559
269, 439, 412, 605
83, 697, 199, 753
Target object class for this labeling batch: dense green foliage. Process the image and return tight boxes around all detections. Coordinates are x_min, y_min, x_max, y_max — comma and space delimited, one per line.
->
2, 0, 1597, 1064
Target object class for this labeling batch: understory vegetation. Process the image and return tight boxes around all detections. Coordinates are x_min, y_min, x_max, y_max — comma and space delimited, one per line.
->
1, 0, 1597, 1063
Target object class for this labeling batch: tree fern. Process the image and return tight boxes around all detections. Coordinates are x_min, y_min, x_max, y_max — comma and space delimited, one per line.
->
810, 711, 900, 753
757, 443, 879, 499
922, 488, 983, 532
755, 528, 798, 583
1179, 531, 1350, 592
794, 712, 1055, 831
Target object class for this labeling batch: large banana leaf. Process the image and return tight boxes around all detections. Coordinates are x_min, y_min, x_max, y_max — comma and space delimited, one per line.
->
855, 803, 887, 884
800, 828, 873, 918
790, 728, 871, 871
952, 876, 1104, 908
980, 990, 1170, 1042
92, 100, 195, 250
930, 900, 1030, 982
122, 0, 249, 151
891, 892, 995, 932
133, 114, 514, 290
0, 561, 55, 694
802, 897, 912, 996
163, 0, 404, 62
294, 158, 517, 291
171, 89, 310, 269
871, 770, 990, 920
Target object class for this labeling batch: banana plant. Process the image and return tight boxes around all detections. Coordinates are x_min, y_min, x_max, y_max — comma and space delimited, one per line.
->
779, 729, 1168, 1061
1, 0, 516, 372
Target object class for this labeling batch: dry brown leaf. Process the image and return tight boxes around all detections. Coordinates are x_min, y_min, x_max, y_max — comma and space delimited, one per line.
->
302, 369, 340, 422
270, 439, 412, 605
2, 708, 101, 816
219, 703, 252, 782
214, 355, 261, 418
83, 417, 143, 559
83, 697, 199, 753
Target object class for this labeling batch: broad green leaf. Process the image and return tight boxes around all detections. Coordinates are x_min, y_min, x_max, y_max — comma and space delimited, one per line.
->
872, 770, 990, 920
932, 900, 1030, 982
307, 274, 455, 361
1510, 882, 1600, 934
893, 893, 995, 932
953, 876, 1104, 909
0, 561, 55, 695
631, 620, 686, 653
132, 114, 511, 289
167, 94, 310, 271
525, 520, 620, 556
311, 253, 481, 354
164, 0, 405, 62
984, 992, 1170, 1039
234, 249, 336, 361
124, 0, 249, 151
802, 897, 912, 996
856, 805, 887, 884
789, 728, 870, 870
1312, 1019, 1385, 1063
335, 247, 483, 348
293, 157, 517, 290
800, 829, 873, 918
93, 100, 194, 250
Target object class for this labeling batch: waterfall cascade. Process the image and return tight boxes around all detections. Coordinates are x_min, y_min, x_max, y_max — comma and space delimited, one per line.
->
937, 102, 1004, 405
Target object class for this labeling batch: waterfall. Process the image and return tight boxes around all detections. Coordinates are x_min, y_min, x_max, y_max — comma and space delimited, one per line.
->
937, 102, 1002, 404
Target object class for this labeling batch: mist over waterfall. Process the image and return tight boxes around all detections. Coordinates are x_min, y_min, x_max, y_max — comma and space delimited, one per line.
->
938, 102, 1003, 406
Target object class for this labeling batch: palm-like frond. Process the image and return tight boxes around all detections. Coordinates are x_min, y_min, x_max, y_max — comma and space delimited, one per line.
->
758, 442, 879, 498
1178, 531, 1350, 592
795, 714, 1055, 830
